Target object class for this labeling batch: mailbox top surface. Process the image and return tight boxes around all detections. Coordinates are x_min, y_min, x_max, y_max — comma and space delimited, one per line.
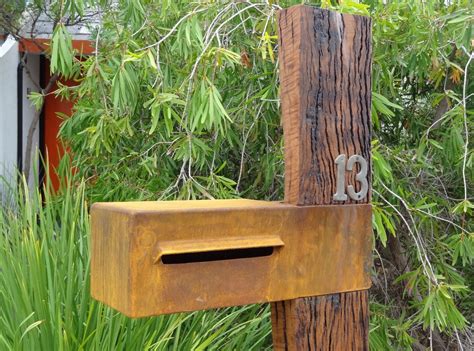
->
92, 199, 287, 214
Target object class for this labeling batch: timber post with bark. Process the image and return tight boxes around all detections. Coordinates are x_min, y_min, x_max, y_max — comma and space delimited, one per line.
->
272, 5, 372, 350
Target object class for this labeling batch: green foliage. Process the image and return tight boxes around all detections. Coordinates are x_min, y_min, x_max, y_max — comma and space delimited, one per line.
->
416, 282, 468, 332
57, 0, 286, 201
448, 232, 474, 267
369, 303, 414, 350
0, 0, 26, 35
28, 91, 44, 111
50, 23, 74, 78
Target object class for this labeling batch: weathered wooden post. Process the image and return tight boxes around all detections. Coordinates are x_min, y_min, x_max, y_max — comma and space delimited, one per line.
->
90, 5, 372, 350
272, 6, 372, 349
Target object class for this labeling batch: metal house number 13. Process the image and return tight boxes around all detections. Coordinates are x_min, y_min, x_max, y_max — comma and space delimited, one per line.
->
333, 154, 369, 202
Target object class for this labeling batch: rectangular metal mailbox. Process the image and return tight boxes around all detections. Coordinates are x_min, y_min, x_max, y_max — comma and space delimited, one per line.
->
91, 200, 372, 318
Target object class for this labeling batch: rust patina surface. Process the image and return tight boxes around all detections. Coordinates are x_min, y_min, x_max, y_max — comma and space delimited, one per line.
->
91, 200, 372, 318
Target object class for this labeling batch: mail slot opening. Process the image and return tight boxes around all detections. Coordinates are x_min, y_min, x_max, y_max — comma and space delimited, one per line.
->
161, 246, 275, 264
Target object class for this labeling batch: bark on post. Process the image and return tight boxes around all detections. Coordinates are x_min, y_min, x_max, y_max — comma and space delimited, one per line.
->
272, 5, 372, 350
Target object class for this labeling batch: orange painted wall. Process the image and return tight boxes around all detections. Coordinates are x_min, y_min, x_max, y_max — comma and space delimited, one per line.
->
20, 38, 95, 55
43, 59, 75, 191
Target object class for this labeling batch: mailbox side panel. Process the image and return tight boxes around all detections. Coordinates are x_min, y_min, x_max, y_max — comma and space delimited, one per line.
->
268, 205, 373, 300
91, 204, 133, 315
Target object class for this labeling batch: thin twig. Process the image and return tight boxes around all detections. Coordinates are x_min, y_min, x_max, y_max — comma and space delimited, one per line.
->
460, 47, 473, 203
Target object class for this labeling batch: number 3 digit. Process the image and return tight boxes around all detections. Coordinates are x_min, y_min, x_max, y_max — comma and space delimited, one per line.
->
346, 155, 368, 201
332, 154, 368, 202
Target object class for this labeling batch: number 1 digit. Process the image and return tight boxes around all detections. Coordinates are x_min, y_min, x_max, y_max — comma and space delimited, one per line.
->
333, 154, 348, 201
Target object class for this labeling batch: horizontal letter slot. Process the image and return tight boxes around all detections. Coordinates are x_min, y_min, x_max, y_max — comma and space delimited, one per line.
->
154, 235, 284, 264
161, 247, 274, 264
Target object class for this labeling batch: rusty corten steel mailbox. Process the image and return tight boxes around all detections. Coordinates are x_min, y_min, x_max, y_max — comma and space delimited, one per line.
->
91, 199, 372, 318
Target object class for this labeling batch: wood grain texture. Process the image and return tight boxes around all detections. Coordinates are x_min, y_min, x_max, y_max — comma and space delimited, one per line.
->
279, 5, 372, 206
272, 290, 369, 350
272, 5, 372, 350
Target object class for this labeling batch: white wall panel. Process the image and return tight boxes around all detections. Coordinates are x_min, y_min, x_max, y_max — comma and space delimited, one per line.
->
0, 37, 19, 184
